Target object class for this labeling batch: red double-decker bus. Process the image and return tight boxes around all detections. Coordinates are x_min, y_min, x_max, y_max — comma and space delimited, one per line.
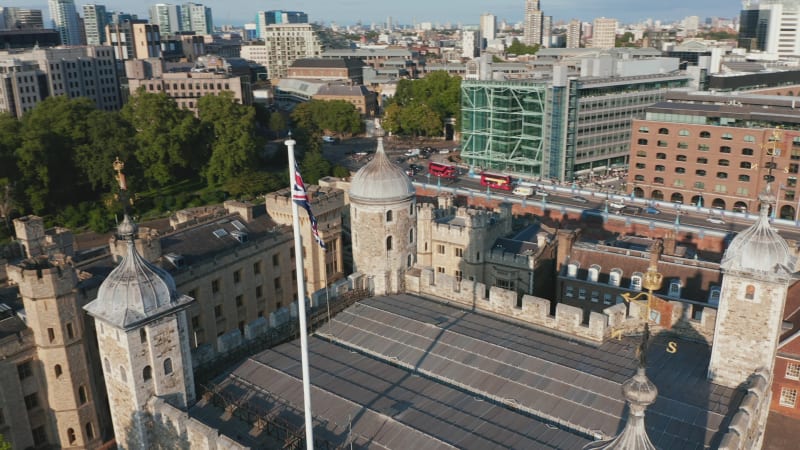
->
428, 161, 458, 179
480, 172, 513, 190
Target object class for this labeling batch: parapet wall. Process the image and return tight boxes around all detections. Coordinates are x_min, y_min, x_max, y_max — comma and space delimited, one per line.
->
148, 397, 247, 450
406, 267, 718, 344
718, 369, 771, 450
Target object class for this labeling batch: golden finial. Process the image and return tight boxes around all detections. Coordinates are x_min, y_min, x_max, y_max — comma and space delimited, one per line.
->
113, 157, 127, 191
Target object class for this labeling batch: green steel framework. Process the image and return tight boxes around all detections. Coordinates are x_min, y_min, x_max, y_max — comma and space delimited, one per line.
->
461, 81, 548, 177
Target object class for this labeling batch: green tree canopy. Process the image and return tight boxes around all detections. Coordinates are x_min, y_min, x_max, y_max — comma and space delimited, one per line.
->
388, 71, 461, 137
16, 96, 95, 213
121, 89, 204, 188
506, 39, 540, 55
300, 149, 331, 185
74, 110, 140, 192
197, 92, 261, 186
0, 113, 20, 180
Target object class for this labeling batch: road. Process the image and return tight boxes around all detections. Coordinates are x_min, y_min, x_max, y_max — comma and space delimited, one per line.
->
324, 135, 800, 242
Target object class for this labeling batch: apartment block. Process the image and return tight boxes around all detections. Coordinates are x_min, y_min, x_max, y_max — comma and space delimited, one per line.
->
106, 20, 161, 60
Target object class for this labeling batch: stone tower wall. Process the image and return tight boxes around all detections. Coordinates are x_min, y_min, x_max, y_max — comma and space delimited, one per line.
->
7, 262, 103, 448
708, 274, 790, 389
351, 196, 416, 295
96, 311, 193, 448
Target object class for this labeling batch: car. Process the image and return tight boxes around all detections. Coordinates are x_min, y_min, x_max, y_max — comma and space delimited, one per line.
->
571, 196, 588, 203
535, 190, 549, 197
322, 135, 337, 143
644, 207, 660, 215
608, 201, 625, 210
409, 164, 424, 172
706, 217, 726, 225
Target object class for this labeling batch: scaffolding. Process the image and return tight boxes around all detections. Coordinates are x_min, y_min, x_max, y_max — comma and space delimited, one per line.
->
461, 80, 548, 177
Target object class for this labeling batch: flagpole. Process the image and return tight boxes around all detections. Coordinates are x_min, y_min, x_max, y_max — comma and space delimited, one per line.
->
286, 136, 315, 450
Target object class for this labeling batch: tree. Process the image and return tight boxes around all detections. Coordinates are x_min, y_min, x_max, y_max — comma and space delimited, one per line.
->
506, 39, 540, 55
121, 90, 203, 188
0, 178, 16, 232
223, 169, 285, 198
0, 433, 11, 450
381, 103, 403, 135
300, 149, 331, 185
615, 31, 636, 47
75, 110, 140, 192
268, 111, 287, 138
386, 71, 461, 137
0, 113, 20, 180
16, 96, 95, 214
197, 92, 261, 186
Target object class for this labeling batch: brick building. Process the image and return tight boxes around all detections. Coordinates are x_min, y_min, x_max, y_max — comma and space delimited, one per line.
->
287, 57, 365, 84
628, 90, 800, 217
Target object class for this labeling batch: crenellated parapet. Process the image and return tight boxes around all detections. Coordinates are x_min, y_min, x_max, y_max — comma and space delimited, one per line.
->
718, 369, 771, 450
7, 256, 78, 300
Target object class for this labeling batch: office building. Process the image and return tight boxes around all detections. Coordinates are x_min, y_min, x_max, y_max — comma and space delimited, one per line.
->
739, 0, 800, 57
0, 7, 44, 30
480, 13, 496, 42
0, 46, 120, 117
255, 10, 308, 38
567, 19, 582, 48
461, 56, 688, 181
591, 17, 617, 49
181, 2, 213, 35
48, 0, 81, 45
462, 30, 481, 58
523, 0, 543, 46
541, 15, 552, 48
628, 90, 800, 217
106, 20, 161, 60
149, 3, 181, 35
257, 23, 322, 80
82, 4, 107, 45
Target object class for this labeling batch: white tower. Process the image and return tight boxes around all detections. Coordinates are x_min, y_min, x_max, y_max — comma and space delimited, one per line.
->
349, 127, 416, 295
708, 189, 797, 389
84, 216, 195, 448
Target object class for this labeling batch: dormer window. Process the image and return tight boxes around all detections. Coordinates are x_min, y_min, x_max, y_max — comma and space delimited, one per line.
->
609, 268, 622, 287
709, 287, 721, 306
588, 264, 601, 283
630, 272, 643, 291
668, 280, 681, 299
567, 262, 579, 278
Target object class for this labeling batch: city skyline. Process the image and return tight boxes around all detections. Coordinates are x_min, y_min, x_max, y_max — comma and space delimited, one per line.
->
13, 0, 739, 28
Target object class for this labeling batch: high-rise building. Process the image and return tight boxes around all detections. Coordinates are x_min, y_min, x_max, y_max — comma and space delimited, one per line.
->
462, 30, 481, 58
523, 0, 543, 46
258, 23, 321, 79
590, 17, 617, 49
106, 20, 161, 60
48, 0, 81, 45
0, 7, 45, 30
149, 3, 181, 35
255, 10, 308, 38
541, 15, 552, 48
738, 0, 800, 57
0, 46, 120, 116
82, 4, 107, 45
181, 2, 212, 34
567, 19, 582, 48
480, 13, 496, 42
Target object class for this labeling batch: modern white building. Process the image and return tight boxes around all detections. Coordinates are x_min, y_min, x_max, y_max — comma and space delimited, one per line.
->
462, 30, 481, 59
48, 0, 81, 45
480, 13, 496, 42
149, 3, 181, 35
523, 0, 543, 46
181, 2, 212, 34
591, 17, 617, 49
82, 4, 107, 45
257, 23, 322, 80
740, 0, 800, 57
567, 19, 582, 48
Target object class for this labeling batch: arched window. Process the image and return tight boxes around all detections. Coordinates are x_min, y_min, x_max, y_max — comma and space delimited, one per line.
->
721, 133, 733, 140
634, 174, 645, 181
386, 236, 393, 251
78, 385, 87, 405
719, 146, 731, 154
67, 428, 76, 444
163, 358, 173, 375
143, 365, 152, 381
140, 328, 147, 344
119, 366, 127, 382
742, 148, 754, 156
739, 174, 750, 182
386, 210, 392, 222
410, 203, 414, 215
699, 131, 711, 138
656, 152, 667, 159
678, 129, 690, 136
740, 161, 752, 169
658, 127, 669, 135
407, 255, 412, 268
745, 284, 756, 300
104, 358, 110, 373
653, 177, 664, 184
696, 169, 706, 176
716, 172, 728, 179
86, 422, 95, 440
718, 159, 730, 166
744, 135, 756, 143
409, 229, 414, 243
676, 154, 687, 162
638, 126, 649, 133
675, 167, 686, 174
637, 138, 648, 145
55, 364, 63, 378
655, 165, 665, 172
697, 157, 708, 164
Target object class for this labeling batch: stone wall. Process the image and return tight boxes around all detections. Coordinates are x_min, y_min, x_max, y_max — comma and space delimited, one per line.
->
718, 369, 771, 450
148, 397, 249, 450
406, 267, 719, 345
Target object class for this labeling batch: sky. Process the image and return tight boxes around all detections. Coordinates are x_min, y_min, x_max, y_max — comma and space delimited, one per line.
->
16, 0, 740, 28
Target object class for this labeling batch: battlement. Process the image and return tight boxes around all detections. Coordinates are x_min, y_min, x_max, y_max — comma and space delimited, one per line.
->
406, 267, 719, 345
265, 185, 346, 216
7, 257, 78, 299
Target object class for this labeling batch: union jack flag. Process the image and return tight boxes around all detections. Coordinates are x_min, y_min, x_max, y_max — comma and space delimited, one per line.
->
292, 162, 326, 250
